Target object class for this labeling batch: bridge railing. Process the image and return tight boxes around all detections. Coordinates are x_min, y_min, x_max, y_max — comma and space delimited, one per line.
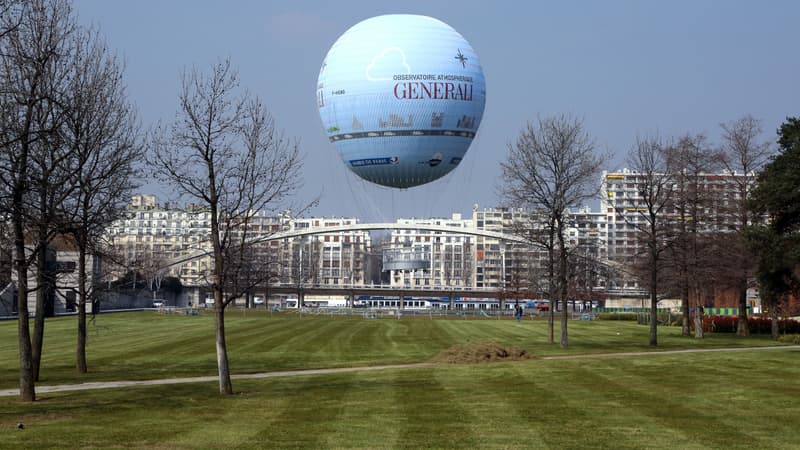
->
263, 282, 501, 292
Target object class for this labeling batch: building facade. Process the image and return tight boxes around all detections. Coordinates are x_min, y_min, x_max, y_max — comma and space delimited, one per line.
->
105, 196, 372, 297
600, 168, 755, 293
383, 214, 474, 288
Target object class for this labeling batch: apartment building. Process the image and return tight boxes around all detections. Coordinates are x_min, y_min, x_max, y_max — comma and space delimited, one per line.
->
105, 195, 215, 286
600, 168, 753, 291
472, 206, 606, 294
105, 196, 371, 292
384, 214, 474, 288
280, 217, 371, 287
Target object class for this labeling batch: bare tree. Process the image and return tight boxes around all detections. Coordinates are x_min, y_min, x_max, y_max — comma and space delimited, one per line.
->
625, 136, 675, 347
0, 1, 22, 46
58, 24, 140, 373
662, 133, 717, 337
28, 74, 76, 381
500, 115, 605, 348
0, 0, 75, 401
718, 115, 773, 336
151, 60, 303, 394
141, 256, 167, 301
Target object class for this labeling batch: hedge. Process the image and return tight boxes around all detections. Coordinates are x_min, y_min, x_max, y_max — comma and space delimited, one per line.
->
702, 316, 800, 334
597, 312, 638, 321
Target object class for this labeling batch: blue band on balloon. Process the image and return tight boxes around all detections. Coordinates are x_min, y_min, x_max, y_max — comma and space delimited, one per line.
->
329, 129, 476, 142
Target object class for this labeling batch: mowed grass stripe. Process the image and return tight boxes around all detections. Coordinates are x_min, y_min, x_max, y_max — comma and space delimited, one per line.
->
2, 350, 799, 448
321, 317, 406, 365
493, 363, 582, 447
541, 353, 798, 449
391, 368, 480, 448
681, 351, 800, 449
567, 360, 715, 448
324, 371, 407, 448
430, 363, 550, 447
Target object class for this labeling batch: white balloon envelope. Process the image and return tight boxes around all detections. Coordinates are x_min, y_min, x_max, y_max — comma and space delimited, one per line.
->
317, 15, 486, 188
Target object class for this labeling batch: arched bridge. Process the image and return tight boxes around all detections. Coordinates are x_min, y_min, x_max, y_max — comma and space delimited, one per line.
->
164, 222, 532, 269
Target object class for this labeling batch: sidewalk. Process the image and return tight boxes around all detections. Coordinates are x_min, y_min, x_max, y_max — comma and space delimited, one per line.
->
0, 363, 433, 397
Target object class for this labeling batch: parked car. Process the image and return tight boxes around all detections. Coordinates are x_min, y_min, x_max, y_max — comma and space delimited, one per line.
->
152, 300, 165, 308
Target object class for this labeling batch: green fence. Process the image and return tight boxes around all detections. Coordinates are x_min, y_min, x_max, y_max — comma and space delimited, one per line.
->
703, 307, 743, 316
597, 307, 745, 316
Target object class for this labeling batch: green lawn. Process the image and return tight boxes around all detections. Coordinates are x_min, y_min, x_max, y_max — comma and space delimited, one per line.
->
1, 311, 797, 448
0, 311, 783, 389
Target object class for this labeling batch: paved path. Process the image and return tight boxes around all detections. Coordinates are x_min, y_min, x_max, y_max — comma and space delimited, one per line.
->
0, 363, 433, 397
2, 345, 798, 398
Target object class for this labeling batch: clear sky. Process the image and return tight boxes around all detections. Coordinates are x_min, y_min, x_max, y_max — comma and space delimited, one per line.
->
74, 0, 800, 222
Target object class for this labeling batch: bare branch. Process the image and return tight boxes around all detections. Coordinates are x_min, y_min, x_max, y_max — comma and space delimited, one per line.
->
149, 59, 305, 395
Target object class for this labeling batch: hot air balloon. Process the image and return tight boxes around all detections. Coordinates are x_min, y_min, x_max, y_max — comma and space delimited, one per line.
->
317, 15, 486, 189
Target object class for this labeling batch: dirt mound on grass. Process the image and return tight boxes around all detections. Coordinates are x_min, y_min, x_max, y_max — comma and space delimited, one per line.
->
434, 341, 534, 364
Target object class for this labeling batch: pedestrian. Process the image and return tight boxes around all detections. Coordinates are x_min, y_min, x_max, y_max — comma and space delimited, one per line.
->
515, 304, 522, 321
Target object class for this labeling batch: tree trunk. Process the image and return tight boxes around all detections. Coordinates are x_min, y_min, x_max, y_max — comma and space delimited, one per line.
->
12, 174, 36, 402
693, 283, 706, 339
11, 135, 35, 398
770, 307, 779, 340
215, 291, 233, 395
32, 230, 48, 382
547, 230, 555, 345
736, 278, 750, 336
77, 243, 88, 373
649, 253, 658, 347
15, 248, 35, 402
547, 274, 554, 345
560, 295, 568, 348
558, 226, 568, 349
680, 279, 690, 337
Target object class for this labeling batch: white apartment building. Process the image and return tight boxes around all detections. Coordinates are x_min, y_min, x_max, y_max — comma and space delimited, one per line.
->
473, 207, 522, 289
600, 168, 753, 292
384, 213, 474, 288
102, 196, 622, 301
381, 207, 604, 296
279, 217, 371, 287
105, 195, 214, 287
105, 196, 371, 293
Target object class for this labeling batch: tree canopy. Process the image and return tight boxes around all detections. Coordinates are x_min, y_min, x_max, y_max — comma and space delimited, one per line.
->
746, 117, 800, 335
751, 118, 800, 234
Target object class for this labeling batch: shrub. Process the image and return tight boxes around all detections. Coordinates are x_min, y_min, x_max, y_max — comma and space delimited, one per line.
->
702, 316, 800, 334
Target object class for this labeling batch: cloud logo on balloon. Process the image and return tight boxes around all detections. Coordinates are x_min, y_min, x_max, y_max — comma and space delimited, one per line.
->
365, 47, 411, 81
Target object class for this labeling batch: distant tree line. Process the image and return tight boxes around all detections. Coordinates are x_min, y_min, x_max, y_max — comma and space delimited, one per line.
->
500, 114, 799, 348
